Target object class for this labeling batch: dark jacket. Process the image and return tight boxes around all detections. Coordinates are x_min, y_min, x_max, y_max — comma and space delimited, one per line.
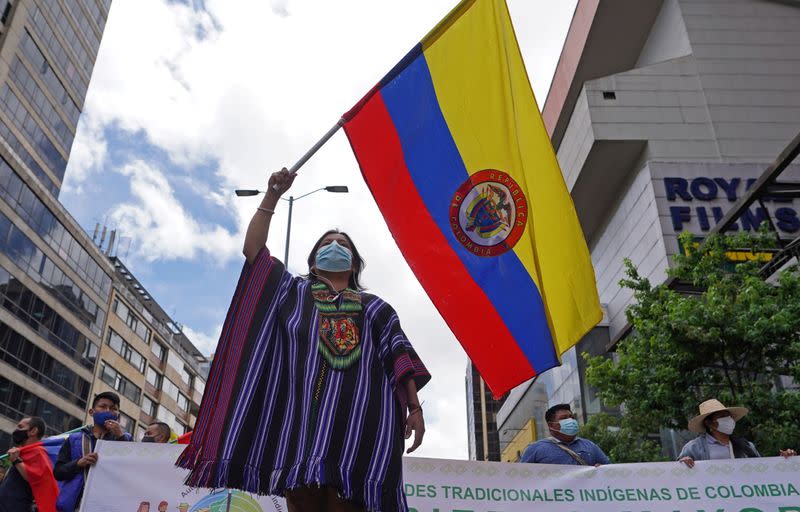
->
54, 426, 131, 512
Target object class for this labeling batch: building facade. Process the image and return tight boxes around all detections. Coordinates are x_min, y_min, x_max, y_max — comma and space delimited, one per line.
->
497, 0, 800, 459
464, 361, 505, 461
0, 0, 113, 448
90, 257, 207, 440
0, 0, 210, 447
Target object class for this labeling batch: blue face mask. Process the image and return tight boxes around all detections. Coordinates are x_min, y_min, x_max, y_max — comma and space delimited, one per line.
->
93, 411, 118, 427
555, 418, 579, 437
315, 241, 353, 273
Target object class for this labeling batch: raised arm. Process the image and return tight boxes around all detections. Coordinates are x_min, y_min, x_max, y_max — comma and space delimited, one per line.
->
243, 168, 295, 264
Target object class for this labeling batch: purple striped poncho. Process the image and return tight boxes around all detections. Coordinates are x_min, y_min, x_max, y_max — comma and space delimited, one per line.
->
177, 248, 430, 512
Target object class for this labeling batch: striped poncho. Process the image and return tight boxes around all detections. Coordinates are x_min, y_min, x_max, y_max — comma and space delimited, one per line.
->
177, 248, 430, 512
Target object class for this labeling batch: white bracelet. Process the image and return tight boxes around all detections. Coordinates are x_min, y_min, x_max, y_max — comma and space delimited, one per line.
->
257, 207, 275, 215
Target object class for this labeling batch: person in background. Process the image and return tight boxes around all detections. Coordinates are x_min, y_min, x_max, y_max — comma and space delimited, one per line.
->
54, 391, 132, 512
520, 403, 611, 466
142, 422, 171, 444
678, 399, 796, 467
0, 416, 58, 512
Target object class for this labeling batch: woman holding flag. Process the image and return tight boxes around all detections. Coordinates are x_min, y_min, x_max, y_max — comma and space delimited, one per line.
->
177, 169, 429, 512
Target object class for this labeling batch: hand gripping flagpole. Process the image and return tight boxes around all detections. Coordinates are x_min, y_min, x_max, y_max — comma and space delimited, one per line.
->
272, 118, 345, 191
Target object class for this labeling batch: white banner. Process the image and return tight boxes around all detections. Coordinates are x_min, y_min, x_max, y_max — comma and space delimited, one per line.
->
80, 441, 800, 512
79, 441, 286, 512
404, 456, 800, 512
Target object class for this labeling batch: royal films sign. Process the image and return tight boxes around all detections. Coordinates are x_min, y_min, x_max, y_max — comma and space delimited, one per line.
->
81, 442, 800, 512
651, 162, 800, 242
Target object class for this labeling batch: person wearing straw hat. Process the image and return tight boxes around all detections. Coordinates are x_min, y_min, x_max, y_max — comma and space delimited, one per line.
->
678, 399, 796, 467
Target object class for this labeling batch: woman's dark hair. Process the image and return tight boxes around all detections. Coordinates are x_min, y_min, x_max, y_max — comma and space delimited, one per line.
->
306, 229, 365, 290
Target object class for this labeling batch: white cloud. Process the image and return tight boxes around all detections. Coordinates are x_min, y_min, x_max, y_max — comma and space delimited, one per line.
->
108, 160, 240, 262
181, 324, 223, 356
270, 0, 289, 17
62, 116, 107, 194
66, 0, 577, 460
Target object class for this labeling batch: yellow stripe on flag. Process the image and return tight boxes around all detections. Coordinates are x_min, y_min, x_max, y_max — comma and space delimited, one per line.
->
422, 0, 602, 355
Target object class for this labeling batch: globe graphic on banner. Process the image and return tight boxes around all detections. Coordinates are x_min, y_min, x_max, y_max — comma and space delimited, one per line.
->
188, 490, 264, 512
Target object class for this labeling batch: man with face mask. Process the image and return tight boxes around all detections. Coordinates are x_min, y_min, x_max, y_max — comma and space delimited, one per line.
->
54, 391, 132, 512
0, 416, 58, 512
678, 399, 796, 467
142, 422, 171, 444
519, 404, 610, 466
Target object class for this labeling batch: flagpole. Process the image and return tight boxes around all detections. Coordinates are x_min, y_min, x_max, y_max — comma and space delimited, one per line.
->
288, 119, 345, 174
0, 424, 88, 460
270, 119, 344, 193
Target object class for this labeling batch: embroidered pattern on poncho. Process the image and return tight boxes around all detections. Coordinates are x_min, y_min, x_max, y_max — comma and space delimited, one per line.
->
312, 283, 363, 370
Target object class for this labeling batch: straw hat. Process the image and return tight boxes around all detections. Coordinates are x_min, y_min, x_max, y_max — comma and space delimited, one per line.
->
688, 399, 748, 433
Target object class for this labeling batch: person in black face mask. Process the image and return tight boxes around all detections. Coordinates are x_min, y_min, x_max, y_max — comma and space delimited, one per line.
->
142, 422, 171, 444
0, 416, 56, 512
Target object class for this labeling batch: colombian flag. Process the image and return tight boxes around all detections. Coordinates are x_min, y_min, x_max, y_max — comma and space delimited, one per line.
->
342, 0, 601, 396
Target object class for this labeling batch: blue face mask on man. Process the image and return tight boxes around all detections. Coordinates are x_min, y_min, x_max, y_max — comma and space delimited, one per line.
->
315, 241, 353, 272
554, 418, 579, 437
93, 411, 118, 427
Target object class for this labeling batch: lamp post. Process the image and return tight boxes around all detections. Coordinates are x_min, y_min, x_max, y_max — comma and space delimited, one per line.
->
235, 185, 349, 265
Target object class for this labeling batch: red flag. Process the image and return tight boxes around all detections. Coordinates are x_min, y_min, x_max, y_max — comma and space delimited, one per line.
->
176, 431, 192, 444
19, 443, 59, 512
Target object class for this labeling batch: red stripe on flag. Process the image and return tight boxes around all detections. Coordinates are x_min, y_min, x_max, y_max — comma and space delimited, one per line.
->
343, 92, 535, 395
19, 444, 58, 512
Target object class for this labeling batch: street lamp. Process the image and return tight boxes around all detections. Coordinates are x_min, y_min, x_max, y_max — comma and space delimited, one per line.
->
234, 185, 349, 265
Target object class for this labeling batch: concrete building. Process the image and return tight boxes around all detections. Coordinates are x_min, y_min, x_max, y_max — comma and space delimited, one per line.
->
91, 257, 208, 440
0, 0, 113, 447
464, 361, 505, 461
497, 0, 800, 460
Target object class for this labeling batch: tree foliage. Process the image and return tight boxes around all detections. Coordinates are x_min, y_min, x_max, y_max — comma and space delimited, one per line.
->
585, 230, 800, 460
580, 413, 666, 463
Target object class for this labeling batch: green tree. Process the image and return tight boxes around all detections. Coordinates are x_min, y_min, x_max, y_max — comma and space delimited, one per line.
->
585, 231, 800, 460
579, 412, 665, 463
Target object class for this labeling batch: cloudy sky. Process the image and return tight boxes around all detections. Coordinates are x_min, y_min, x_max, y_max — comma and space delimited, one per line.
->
61, 0, 578, 459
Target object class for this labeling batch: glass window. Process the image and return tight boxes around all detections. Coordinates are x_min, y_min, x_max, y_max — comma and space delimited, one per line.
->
0, 323, 90, 408
179, 366, 193, 388
145, 366, 161, 389
142, 395, 157, 417
163, 378, 180, 402
9, 57, 75, 151
0, 86, 67, 179
0, 158, 110, 335
176, 393, 188, 412
152, 342, 165, 362
167, 350, 182, 371
0, 375, 81, 434
106, 329, 146, 373
119, 411, 135, 434
113, 298, 150, 343
35, 1, 94, 78
0, 262, 100, 371
156, 407, 178, 433
99, 361, 141, 405
194, 378, 205, 396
